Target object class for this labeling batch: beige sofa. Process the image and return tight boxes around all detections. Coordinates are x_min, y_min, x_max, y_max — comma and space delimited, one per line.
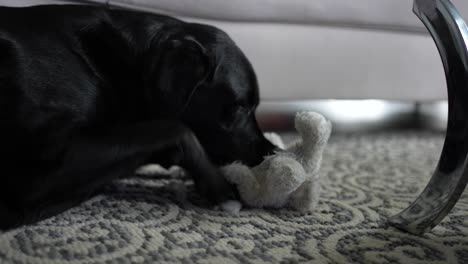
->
2, 0, 467, 102
84, 0, 468, 101
1, 0, 467, 131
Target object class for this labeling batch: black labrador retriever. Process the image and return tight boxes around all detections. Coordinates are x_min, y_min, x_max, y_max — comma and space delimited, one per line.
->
0, 5, 276, 229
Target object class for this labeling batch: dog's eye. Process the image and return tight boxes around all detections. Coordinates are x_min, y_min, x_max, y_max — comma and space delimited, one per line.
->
220, 105, 245, 130
220, 105, 238, 123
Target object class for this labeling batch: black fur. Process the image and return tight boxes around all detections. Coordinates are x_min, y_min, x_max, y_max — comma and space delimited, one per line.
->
0, 5, 276, 229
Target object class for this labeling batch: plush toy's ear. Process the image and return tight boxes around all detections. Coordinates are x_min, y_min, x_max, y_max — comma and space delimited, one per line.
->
264, 133, 286, 150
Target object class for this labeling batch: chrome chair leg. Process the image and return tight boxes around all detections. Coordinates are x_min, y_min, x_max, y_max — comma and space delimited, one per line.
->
389, 0, 468, 234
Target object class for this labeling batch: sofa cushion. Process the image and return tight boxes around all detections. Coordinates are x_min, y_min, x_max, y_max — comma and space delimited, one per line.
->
90, 0, 468, 33
2, 0, 467, 33
0, 0, 78, 6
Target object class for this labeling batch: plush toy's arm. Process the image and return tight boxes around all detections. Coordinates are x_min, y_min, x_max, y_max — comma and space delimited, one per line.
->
289, 112, 332, 175
287, 112, 332, 212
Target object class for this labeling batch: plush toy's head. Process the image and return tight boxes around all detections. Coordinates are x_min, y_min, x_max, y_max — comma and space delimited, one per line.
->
223, 155, 306, 208
221, 111, 332, 213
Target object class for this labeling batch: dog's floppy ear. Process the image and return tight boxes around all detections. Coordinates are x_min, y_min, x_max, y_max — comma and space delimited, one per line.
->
146, 34, 212, 116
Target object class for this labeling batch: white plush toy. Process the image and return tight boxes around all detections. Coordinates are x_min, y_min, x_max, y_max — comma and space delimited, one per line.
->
221, 111, 332, 213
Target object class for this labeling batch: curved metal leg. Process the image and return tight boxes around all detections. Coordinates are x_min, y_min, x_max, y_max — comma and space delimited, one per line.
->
389, 0, 468, 234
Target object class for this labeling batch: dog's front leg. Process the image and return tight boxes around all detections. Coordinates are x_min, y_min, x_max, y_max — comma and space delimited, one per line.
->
1, 120, 235, 229
54, 120, 237, 203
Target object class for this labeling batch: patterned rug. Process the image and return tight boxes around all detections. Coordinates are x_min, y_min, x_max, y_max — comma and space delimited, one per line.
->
1, 131, 467, 264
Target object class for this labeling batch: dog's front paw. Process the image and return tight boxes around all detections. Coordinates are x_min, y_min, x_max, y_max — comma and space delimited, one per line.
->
196, 168, 240, 204
136, 164, 185, 178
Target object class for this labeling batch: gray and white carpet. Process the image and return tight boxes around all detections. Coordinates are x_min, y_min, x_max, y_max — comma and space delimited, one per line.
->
1, 131, 467, 264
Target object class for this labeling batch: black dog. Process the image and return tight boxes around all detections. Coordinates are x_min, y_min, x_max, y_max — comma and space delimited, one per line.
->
0, 5, 276, 229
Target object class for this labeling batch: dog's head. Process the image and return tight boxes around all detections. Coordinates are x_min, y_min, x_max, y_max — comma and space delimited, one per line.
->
146, 22, 276, 166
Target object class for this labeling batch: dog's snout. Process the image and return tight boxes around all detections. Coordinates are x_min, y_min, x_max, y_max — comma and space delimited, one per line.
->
248, 138, 278, 166
263, 139, 278, 156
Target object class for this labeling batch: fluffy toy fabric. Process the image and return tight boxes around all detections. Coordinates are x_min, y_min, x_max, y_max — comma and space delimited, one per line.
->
221, 112, 332, 213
